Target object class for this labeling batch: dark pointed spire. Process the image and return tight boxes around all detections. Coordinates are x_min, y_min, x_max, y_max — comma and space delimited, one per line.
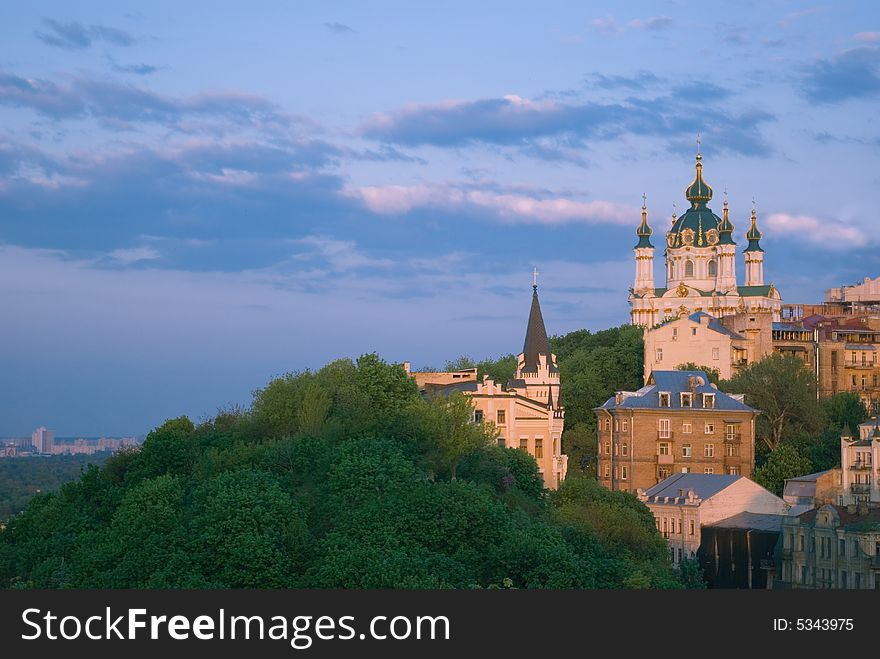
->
685, 145, 713, 207
547, 386, 554, 410
744, 200, 764, 252
635, 193, 654, 248
522, 284, 551, 373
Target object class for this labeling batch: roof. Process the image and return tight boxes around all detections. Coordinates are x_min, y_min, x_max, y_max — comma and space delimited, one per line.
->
737, 284, 775, 297
598, 370, 755, 412
783, 470, 832, 499
521, 286, 552, 373
707, 512, 785, 532
772, 322, 809, 332
635, 203, 654, 249
689, 311, 744, 339
644, 472, 740, 502
858, 418, 880, 429
423, 380, 479, 396
795, 504, 880, 530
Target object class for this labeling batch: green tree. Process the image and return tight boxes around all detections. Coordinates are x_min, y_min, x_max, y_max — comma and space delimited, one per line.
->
723, 354, 824, 451
753, 442, 812, 496
821, 392, 868, 433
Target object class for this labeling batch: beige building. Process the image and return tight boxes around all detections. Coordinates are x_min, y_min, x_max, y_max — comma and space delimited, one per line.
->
410, 285, 568, 488
839, 421, 880, 506
629, 150, 781, 327
638, 473, 788, 565
595, 370, 757, 494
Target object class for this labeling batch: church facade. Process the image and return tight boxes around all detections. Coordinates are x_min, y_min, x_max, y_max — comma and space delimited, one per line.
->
630, 150, 782, 326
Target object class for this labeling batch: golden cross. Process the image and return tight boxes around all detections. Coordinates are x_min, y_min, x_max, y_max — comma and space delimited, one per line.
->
533, 267, 539, 287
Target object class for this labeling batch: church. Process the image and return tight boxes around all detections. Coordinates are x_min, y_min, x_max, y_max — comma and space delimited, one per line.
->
629, 148, 782, 326
407, 283, 568, 488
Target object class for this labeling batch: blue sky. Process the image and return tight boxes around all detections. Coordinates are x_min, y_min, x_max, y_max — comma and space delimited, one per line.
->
1, 1, 878, 435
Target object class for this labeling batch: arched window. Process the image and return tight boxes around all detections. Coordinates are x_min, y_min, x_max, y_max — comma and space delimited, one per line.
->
708, 259, 717, 276
685, 259, 694, 277
668, 261, 674, 279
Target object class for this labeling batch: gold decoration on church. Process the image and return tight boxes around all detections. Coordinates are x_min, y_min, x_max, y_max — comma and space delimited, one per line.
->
666, 232, 676, 247
681, 228, 695, 246
676, 282, 689, 297
677, 305, 689, 318
706, 228, 719, 245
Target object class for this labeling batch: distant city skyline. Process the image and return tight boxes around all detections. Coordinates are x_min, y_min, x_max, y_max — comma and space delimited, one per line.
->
1, 2, 878, 434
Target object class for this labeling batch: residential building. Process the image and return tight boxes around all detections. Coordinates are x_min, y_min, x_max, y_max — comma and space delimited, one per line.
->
629, 149, 781, 327
811, 316, 880, 414
595, 370, 757, 493
30, 427, 54, 454
825, 275, 880, 316
783, 469, 841, 516
779, 504, 880, 589
637, 473, 788, 566
409, 284, 568, 488
839, 423, 880, 505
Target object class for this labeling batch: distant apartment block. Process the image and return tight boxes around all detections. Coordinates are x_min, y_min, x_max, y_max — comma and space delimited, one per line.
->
31, 427, 54, 454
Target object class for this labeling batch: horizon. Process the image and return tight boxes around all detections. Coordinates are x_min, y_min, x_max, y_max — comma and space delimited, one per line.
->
1, 1, 878, 435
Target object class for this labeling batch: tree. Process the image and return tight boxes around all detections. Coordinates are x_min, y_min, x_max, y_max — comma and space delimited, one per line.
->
821, 393, 868, 433
722, 354, 823, 451
676, 362, 720, 385
753, 442, 812, 496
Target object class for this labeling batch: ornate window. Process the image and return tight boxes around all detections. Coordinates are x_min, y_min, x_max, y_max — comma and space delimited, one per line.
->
685, 259, 694, 277
708, 259, 717, 276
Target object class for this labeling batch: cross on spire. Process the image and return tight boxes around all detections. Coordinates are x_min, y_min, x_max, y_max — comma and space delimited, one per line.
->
696, 133, 701, 155
533, 267, 540, 289
641, 192, 647, 208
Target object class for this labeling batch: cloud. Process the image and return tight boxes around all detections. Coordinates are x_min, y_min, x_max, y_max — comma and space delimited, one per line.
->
591, 71, 661, 91
347, 182, 636, 226
361, 91, 774, 157
590, 15, 672, 35
800, 46, 880, 103
764, 212, 871, 248
106, 246, 161, 264
324, 22, 354, 34
292, 236, 393, 271
0, 72, 292, 132
109, 61, 161, 76
34, 19, 135, 50
855, 32, 880, 42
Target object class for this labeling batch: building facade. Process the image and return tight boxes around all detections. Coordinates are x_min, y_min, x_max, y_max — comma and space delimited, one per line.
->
30, 427, 54, 454
638, 473, 788, 566
595, 370, 757, 493
629, 150, 782, 327
409, 285, 568, 488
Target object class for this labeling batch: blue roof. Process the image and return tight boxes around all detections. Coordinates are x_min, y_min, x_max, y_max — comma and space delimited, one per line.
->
644, 473, 741, 501
598, 370, 755, 412
707, 512, 785, 532
772, 322, 809, 332
688, 311, 743, 339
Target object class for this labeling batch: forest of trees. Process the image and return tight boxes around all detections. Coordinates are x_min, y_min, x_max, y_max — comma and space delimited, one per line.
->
0, 353, 687, 589
0, 454, 110, 522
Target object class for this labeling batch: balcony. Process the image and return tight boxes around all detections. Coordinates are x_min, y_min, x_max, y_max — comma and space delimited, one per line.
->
657, 453, 674, 465
657, 431, 674, 441
724, 434, 742, 443
850, 462, 873, 471
850, 483, 870, 494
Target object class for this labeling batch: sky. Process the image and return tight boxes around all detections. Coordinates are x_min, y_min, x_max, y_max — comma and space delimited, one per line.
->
0, 1, 878, 436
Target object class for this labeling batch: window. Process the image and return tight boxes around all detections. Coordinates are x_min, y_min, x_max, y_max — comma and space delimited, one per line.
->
658, 442, 671, 455
621, 465, 628, 480
727, 466, 739, 475
725, 424, 739, 441
520, 438, 529, 450
708, 259, 717, 276
614, 443, 618, 456
682, 422, 692, 434
705, 423, 715, 434
658, 467, 671, 480
659, 392, 670, 407
622, 443, 629, 456
691, 327, 697, 336
496, 409, 506, 425
681, 467, 689, 473
659, 418, 671, 438
604, 442, 610, 455
711, 347, 719, 360
603, 465, 610, 478
535, 439, 543, 459
604, 419, 611, 432
614, 420, 619, 431
672, 328, 678, 341
621, 420, 628, 432
703, 393, 715, 409
682, 444, 692, 458
656, 348, 663, 362
704, 443, 715, 458
474, 410, 484, 423
689, 520, 695, 536
725, 444, 739, 457
840, 539, 845, 557
681, 392, 693, 407
685, 259, 694, 277
704, 467, 714, 474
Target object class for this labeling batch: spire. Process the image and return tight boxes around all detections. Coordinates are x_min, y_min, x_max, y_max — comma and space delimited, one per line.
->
685, 145, 713, 207
717, 189, 735, 244
744, 199, 764, 252
547, 386, 554, 410
635, 193, 654, 248
841, 423, 854, 440
522, 283, 551, 373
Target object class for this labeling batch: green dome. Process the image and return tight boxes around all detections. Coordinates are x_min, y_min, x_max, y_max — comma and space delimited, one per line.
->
634, 200, 654, 249
685, 153, 713, 206
744, 207, 764, 252
717, 198, 735, 245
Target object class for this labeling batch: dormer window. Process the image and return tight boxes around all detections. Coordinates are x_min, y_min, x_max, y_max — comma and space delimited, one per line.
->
680, 392, 693, 408
703, 393, 715, 409
659, 392, 670, 407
